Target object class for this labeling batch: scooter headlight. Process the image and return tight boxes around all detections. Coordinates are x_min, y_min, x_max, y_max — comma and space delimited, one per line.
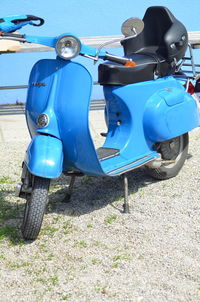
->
37, 113, 49, 128
55, 35, 81, 60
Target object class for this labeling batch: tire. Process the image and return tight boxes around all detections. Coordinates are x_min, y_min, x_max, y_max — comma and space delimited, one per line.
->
146, 133, 189, 180
21, 176, 50, 240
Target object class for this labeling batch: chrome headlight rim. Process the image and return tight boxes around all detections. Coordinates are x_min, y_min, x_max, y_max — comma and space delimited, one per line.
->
55, 35, 81, 60
37, 113, 49, 129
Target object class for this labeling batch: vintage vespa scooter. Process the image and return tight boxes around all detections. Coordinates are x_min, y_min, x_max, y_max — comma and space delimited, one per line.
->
2, 6, 200, 240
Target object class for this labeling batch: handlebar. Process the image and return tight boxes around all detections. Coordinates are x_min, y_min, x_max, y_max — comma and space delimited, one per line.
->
0, 15, 44, 33
0, 30, 136, 67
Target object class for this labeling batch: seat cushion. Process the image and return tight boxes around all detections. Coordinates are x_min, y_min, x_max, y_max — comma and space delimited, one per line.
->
98, 53, 169, 86
121, 7, 188, 63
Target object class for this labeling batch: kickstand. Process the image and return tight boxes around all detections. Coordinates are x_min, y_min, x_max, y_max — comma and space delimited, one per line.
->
123, 173, 130, 213
62, 175, 76, 203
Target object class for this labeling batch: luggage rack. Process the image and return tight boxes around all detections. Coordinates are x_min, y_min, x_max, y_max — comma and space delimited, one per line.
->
178, 43, 200, 80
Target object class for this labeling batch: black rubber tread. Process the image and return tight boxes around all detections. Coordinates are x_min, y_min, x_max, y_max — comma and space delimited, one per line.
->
146, 133, 189, 180
21, 176, 50, 240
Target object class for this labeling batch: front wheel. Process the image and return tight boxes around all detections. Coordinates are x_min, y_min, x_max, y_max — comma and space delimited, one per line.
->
21, 176, 50, 240
146, 133, 189, 180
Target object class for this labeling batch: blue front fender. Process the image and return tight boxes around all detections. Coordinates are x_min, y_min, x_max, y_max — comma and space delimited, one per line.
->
25, 135, 63, 179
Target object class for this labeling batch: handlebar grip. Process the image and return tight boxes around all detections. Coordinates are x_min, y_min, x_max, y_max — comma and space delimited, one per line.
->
12, 15, 44, 27
105, 53, 136, 66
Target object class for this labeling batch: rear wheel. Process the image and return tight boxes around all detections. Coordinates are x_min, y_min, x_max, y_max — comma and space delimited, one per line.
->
21, 176, 50, 240
146, 133, 189, 180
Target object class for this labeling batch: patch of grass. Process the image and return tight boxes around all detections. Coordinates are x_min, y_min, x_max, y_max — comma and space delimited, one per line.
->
80, 264, 88, 271
95, 281, 108, 295
45, 287, 53, 292
45, 253, 54, 261
38, 243, 49, 253
74, 240, 88, 248
0, 190, 20, 225
63, 220, 73, 229
87, 223, 93, 228
37, 293, 45, 300
138, 254, 145, 260
0, 253, 6, 260
53, 216, 61, 223
0, 176, 15, 184
0, 206, 18, 224
139, 190, 145, 197
111, 262, 120, 268
113, 253, 133, 262
47, 202, 57, 212
48, 275, 59, 286
7, 261, 31, 269
41, 225, 59, 236
104, 215, 117, 224
92, 258, 103, 265
35, 277, 46, 284
81, 176, 93, 185
0, 225, 19, 242
62, 220, 74, 235
26, 266, 47, 277
38, 267, 47, 274
0, 189, 14, 195
62, 294, 72, 300
93, 240, 108, 249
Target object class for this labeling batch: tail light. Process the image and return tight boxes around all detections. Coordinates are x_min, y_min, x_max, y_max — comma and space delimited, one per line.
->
184, 81, 195, 95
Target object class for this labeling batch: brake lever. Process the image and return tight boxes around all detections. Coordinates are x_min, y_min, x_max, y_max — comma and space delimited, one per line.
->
0, 32, 26, 42
25, 15, 44, 27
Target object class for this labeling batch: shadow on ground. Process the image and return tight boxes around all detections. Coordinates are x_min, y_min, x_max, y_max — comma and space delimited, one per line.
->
48, 168, 158, 216
0, 189, 27, 244
0, 150, 193, 244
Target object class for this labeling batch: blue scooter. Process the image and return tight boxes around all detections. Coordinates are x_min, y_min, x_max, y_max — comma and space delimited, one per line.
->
2, 6, 200, 240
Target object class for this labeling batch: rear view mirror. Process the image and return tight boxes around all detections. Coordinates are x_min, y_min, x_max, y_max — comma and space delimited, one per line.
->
121, 17, 144, 37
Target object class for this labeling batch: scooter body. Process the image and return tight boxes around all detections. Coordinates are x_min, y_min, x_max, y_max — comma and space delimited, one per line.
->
4, 6, 200, 240
25, 57, 200, 178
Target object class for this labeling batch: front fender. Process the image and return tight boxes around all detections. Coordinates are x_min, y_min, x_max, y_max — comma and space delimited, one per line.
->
25, 135, 63, 178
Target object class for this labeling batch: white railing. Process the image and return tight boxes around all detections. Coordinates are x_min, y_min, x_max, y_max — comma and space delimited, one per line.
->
1, 31, 200, 53
0, 31, 200, 114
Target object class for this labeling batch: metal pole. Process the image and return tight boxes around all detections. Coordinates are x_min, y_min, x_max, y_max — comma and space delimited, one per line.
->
0, 85, 28, 90
0, 82, 99, 91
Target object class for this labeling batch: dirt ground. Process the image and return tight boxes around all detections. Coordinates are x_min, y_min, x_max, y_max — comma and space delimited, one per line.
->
0, 112, 200, 302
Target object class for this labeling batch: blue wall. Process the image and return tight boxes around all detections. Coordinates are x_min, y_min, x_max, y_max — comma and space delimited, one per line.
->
0, 0, 200, 104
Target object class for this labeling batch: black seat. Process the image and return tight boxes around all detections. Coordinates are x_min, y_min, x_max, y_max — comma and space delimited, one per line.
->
98, 6, 188, 86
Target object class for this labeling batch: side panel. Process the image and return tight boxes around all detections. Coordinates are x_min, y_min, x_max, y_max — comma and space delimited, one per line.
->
144, 87, 200, 142
26, 59, 62, 139
25, 135, 63, 179
53, 61, 105, 176
102, 77, 178, 161
26, 58, 105, 176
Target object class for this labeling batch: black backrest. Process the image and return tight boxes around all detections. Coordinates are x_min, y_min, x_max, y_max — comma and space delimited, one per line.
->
121, 6, 188, 62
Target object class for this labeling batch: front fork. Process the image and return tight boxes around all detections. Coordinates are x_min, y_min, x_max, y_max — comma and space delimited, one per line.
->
15, 162, 33, 199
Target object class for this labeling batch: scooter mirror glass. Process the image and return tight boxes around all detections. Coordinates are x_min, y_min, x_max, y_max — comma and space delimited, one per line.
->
121, 17, 144, 37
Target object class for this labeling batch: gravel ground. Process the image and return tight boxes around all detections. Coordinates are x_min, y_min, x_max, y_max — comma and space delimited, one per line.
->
0, 113, 200, 302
